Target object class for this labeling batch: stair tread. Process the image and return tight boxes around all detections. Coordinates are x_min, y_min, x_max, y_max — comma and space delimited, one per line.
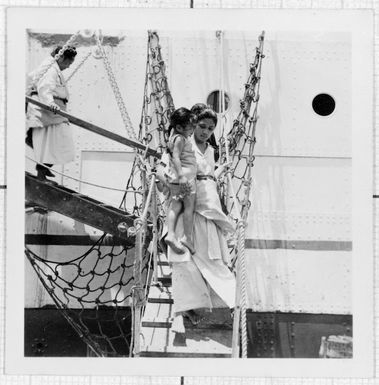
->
143, 301, 173, 321
148, 285, 173, 302
142, 314, 233, 330
148, 297, 173, 304
156, 261, 171, 277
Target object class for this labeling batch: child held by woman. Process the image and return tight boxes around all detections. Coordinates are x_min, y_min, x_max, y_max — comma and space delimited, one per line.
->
164, 107, 197, 255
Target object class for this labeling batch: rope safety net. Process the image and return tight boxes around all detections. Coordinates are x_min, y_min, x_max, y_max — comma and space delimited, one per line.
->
25, 30, 173, 357
217, 31, 265, 357
24, 29, 264, 357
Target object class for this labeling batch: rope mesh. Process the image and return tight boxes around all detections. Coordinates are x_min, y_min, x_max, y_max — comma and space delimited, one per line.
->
220, 32, 265, 358
25, 30, 264, 358
25, 234, 150, 357
25, 31, 173, 357
220, 32, 265, 223
121, 30, 175, 217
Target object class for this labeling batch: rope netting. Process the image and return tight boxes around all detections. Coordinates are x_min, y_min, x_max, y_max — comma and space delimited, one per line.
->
25, 30, 172, 357
25, 234, 150, 357
121, 30, 175, 217
220, 31, 265, 224
216, 31, 265, 358
25, 29, 264, 358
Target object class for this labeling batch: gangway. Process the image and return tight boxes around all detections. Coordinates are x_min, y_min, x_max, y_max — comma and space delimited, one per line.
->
25, 172, 146, 245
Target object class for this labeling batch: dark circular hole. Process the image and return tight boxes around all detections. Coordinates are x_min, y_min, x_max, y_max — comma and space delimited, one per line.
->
312, 93, 335, 116
206, 90, 230, 113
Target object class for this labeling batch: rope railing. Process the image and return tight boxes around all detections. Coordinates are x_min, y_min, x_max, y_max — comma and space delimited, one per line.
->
216, 30, 249, 359
127, 31, 175, 354
131, 174, 156, 357
223, 31, 265, 358
26, 155, 144, 194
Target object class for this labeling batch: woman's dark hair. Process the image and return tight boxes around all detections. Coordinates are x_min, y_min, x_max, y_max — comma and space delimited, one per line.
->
191, 104, 218, 126
190, 103, 208, 118
191, 104, 219, 161
51, 45, 77, 60
168, 107, 194, 136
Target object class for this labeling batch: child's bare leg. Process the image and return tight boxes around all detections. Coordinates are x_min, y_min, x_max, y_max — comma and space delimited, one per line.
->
165, 199, 185, 254
181, 194, 196, 254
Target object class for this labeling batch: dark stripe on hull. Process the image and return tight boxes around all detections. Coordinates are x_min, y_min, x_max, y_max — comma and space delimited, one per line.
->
245, 239, 352, 251
25, 234, 125, 246
25, 234, 352, 251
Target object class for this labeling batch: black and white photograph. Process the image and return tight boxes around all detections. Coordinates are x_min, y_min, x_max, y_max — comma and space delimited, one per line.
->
5, 7, 374, 378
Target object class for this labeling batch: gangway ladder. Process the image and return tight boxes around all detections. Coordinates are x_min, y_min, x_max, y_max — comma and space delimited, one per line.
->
25, 172, 149, 245
139, 252, 234, 358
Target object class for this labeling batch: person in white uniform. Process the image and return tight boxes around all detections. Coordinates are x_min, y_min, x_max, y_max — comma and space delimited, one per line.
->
26, 45, 77, 180
168, 105, 236, 333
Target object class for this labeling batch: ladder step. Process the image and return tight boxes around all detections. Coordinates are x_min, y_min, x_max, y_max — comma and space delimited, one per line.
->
148, 297, 173, 304
156, 262, 171, 277
142, 315, 233, 330
142, 318, 172, 328
147, 285, 173, 304
157, 277, 171, 286
158, 252, 170, 265
143, 301, 173, 321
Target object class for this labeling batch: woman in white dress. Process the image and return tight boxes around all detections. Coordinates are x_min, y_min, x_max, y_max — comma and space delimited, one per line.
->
26, 46, 77, 180
168, 105, 236, 333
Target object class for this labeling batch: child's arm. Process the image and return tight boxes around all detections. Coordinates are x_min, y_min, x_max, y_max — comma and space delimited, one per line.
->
171, 137, 187, 184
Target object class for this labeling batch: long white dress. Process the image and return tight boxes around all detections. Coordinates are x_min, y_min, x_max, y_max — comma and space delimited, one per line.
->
169, 138, 236, 313
26, 58, 75, 165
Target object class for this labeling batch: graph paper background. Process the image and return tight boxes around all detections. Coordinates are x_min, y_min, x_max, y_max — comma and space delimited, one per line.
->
0, 0, 377, 384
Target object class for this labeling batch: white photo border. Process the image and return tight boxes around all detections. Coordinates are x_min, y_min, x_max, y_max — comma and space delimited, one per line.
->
5, 7, 374, 378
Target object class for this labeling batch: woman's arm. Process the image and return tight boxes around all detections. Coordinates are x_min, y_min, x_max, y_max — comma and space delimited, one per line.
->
214, 161, 232, 179
37, 66, 60, 111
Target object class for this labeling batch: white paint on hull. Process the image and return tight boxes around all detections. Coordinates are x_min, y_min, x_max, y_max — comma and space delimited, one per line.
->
25, 29, 352, 314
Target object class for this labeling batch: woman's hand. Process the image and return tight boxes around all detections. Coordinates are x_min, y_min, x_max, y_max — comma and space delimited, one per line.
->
49, 103, 60, 114
178, 175, 189, 185
215, 161, 232, 179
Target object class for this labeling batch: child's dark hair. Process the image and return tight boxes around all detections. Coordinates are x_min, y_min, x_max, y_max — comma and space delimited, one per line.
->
168, 107, 194, 136
51, 45, 77, 60
191, 104, 219, 161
